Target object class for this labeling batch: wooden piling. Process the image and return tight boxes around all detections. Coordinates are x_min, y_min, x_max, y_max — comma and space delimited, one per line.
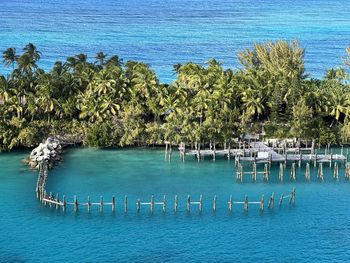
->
163, 195, 166, 212
290, 163, 296, 180
100, 196, 103, 213
43, 190, 47, 205
174, 195, 178, 212
290, 188, 296, 204
264, 164, 269, 182
284, 153, 287, 168
305, 162, 310, 181
228, 195, 233, 212
87, 195, 91, 213
187, 195, 191, 212
314, 151, 318, 168
260, 195, 264, 212
333, 162, 339, 180
244, 195, 248, 212
150, 195, 154, 213
74, 195, 78, 212
136, 198, 141, 212
279, 163, 284, 182
124, 195, 128, 213
267, 193, 274, 209
49, 192, 52, 208
62, 195, 66, 212
112, 195, 115, 212
318, 163, 324, 181
199, 194, 203, 212
279, 193, 284, 206
329, 149, 333, 168
55, 193, 59, 210
252, 162, 257, 181
213, 195, 217, 212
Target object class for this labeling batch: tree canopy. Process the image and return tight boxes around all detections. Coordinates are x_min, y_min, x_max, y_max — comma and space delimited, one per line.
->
0, 40, 349, 150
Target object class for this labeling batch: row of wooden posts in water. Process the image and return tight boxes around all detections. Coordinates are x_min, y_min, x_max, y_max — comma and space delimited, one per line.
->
39, 189, 296, 213
236, 161, 350, 182
173, 141, 349, 163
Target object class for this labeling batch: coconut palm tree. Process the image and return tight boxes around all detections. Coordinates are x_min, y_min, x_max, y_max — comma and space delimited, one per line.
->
95, 52, 107, 67
23, 43, 41, 62
2, 47, 18, 70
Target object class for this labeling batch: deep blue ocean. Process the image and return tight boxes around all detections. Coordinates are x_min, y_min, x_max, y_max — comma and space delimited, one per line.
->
1, 0, 350, 82
0, 147, 350, 262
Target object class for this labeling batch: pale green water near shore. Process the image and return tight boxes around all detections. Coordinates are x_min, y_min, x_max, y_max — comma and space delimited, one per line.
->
1, 147, 349, 262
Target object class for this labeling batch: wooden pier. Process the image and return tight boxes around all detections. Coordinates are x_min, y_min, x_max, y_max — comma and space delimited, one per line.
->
178, 140, 348, 167
40, 190, 296, 214
36, 161, 297, 214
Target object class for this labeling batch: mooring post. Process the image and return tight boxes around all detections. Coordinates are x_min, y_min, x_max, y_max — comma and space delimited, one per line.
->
252, 162, 257, 182
318, 163, 324, 181
150, 195, 154, 213
345, 162, 349, 179
74, 195, 78, 212
229, 194, 233, 212
124, 195, 128, 213
268, 192, 274, 209
264, 163, 269, 182
100, 196, 103, 213
62, 195, 66, 212
244, 195, 248, 212
260, 195, 264, 212
279, 193, 284, 206
49, 192, 52, 208
112, 195, 115, 212
213, 195, 217, 212
87, 195, 91, 213
187, 195, 191, 212
291, 163, 296, 180
136, 198, 141, 212
199, 194, 203, 212
163, 195, 166, 212
333, 162, 339, 180
174, 195, 178, 212
55, 193, 59, 210
290, 188, 296, 204
314, 150, 318, 168
279, 163, 284, 182
305, 162, 310, 181
284, 153, 287, 168
43, 190, 47, 205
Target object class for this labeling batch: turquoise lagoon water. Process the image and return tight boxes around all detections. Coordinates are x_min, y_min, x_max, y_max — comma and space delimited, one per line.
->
0, 147, 350, 262
1, 0, 350, 82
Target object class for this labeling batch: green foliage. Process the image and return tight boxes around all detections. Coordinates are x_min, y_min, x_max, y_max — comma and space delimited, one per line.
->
0, 41, 349, 150
83, 121, 118, 147
291, 99, 314, 139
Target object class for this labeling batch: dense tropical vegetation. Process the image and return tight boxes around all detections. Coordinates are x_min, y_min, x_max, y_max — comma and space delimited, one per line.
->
0, 40, 349, 150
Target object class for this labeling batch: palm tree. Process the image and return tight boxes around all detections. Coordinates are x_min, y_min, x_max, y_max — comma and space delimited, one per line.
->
2, 47, 18, 70
95, 52, 107, 66
23, 43, 41, 62
17, 53, 37, 75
